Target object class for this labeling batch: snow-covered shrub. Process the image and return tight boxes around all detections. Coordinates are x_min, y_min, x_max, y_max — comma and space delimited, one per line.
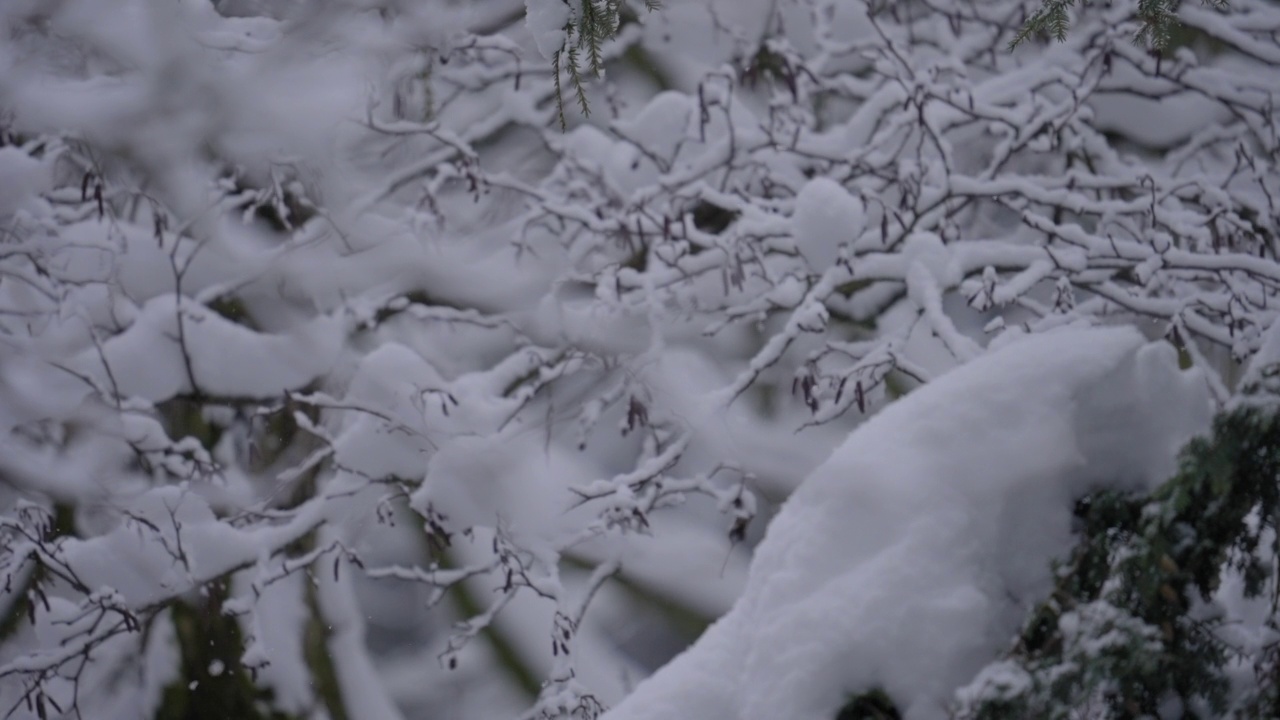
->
600, 328, 1212, 720
956, 334, 1280, 720
0, 0, 1277, 718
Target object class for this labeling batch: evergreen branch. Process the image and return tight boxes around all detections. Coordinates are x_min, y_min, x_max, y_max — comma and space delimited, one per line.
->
1012, 0, 1231, 50
552, 49, 568, 130
543, 0, 662, 127
566, 46, 592, 118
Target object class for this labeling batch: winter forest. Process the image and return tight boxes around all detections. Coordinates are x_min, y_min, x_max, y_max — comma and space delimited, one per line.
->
2, 0, 1280, 718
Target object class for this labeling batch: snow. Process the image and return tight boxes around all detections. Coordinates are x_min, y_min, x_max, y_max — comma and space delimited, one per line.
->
527, 282, 653, 356
314, 539, 407, 720
525, 0, 570, 61
235, 572, 313, 714
601, 327, 1212, 720
412, 431, 599, 546
902, 231, 960, 289
0, 147, 52, 219
1090, 50, 1253, 150
64, 294, 345, 402
612, 91, 696, 163
792, 177, 865, 273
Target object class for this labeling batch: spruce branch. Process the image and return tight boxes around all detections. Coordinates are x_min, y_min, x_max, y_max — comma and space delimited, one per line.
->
1012, 0, 1231, 50
545, 0, 662, 129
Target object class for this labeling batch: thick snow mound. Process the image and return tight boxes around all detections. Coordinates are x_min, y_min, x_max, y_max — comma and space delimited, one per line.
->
602, 326, 1212, 720
793, 177, 864, 272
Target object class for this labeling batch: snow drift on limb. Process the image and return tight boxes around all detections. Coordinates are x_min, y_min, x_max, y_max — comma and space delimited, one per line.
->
601, 326, 1213, 720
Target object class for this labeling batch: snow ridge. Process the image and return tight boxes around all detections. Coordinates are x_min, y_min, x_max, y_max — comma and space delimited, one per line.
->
603, 327, 1212, 720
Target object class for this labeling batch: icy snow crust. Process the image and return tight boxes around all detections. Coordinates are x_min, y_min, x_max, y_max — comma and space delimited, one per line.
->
603, 327, 1212, 720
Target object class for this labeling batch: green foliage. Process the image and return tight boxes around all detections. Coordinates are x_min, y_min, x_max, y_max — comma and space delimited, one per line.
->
156, 582, 295, 720
689, 200, 738, 236
835, 688, 901, 719
958, 406, 1280, 719
207, 295, 254, 328
550, 1, 661, 128
1012, 0, 1230, 50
